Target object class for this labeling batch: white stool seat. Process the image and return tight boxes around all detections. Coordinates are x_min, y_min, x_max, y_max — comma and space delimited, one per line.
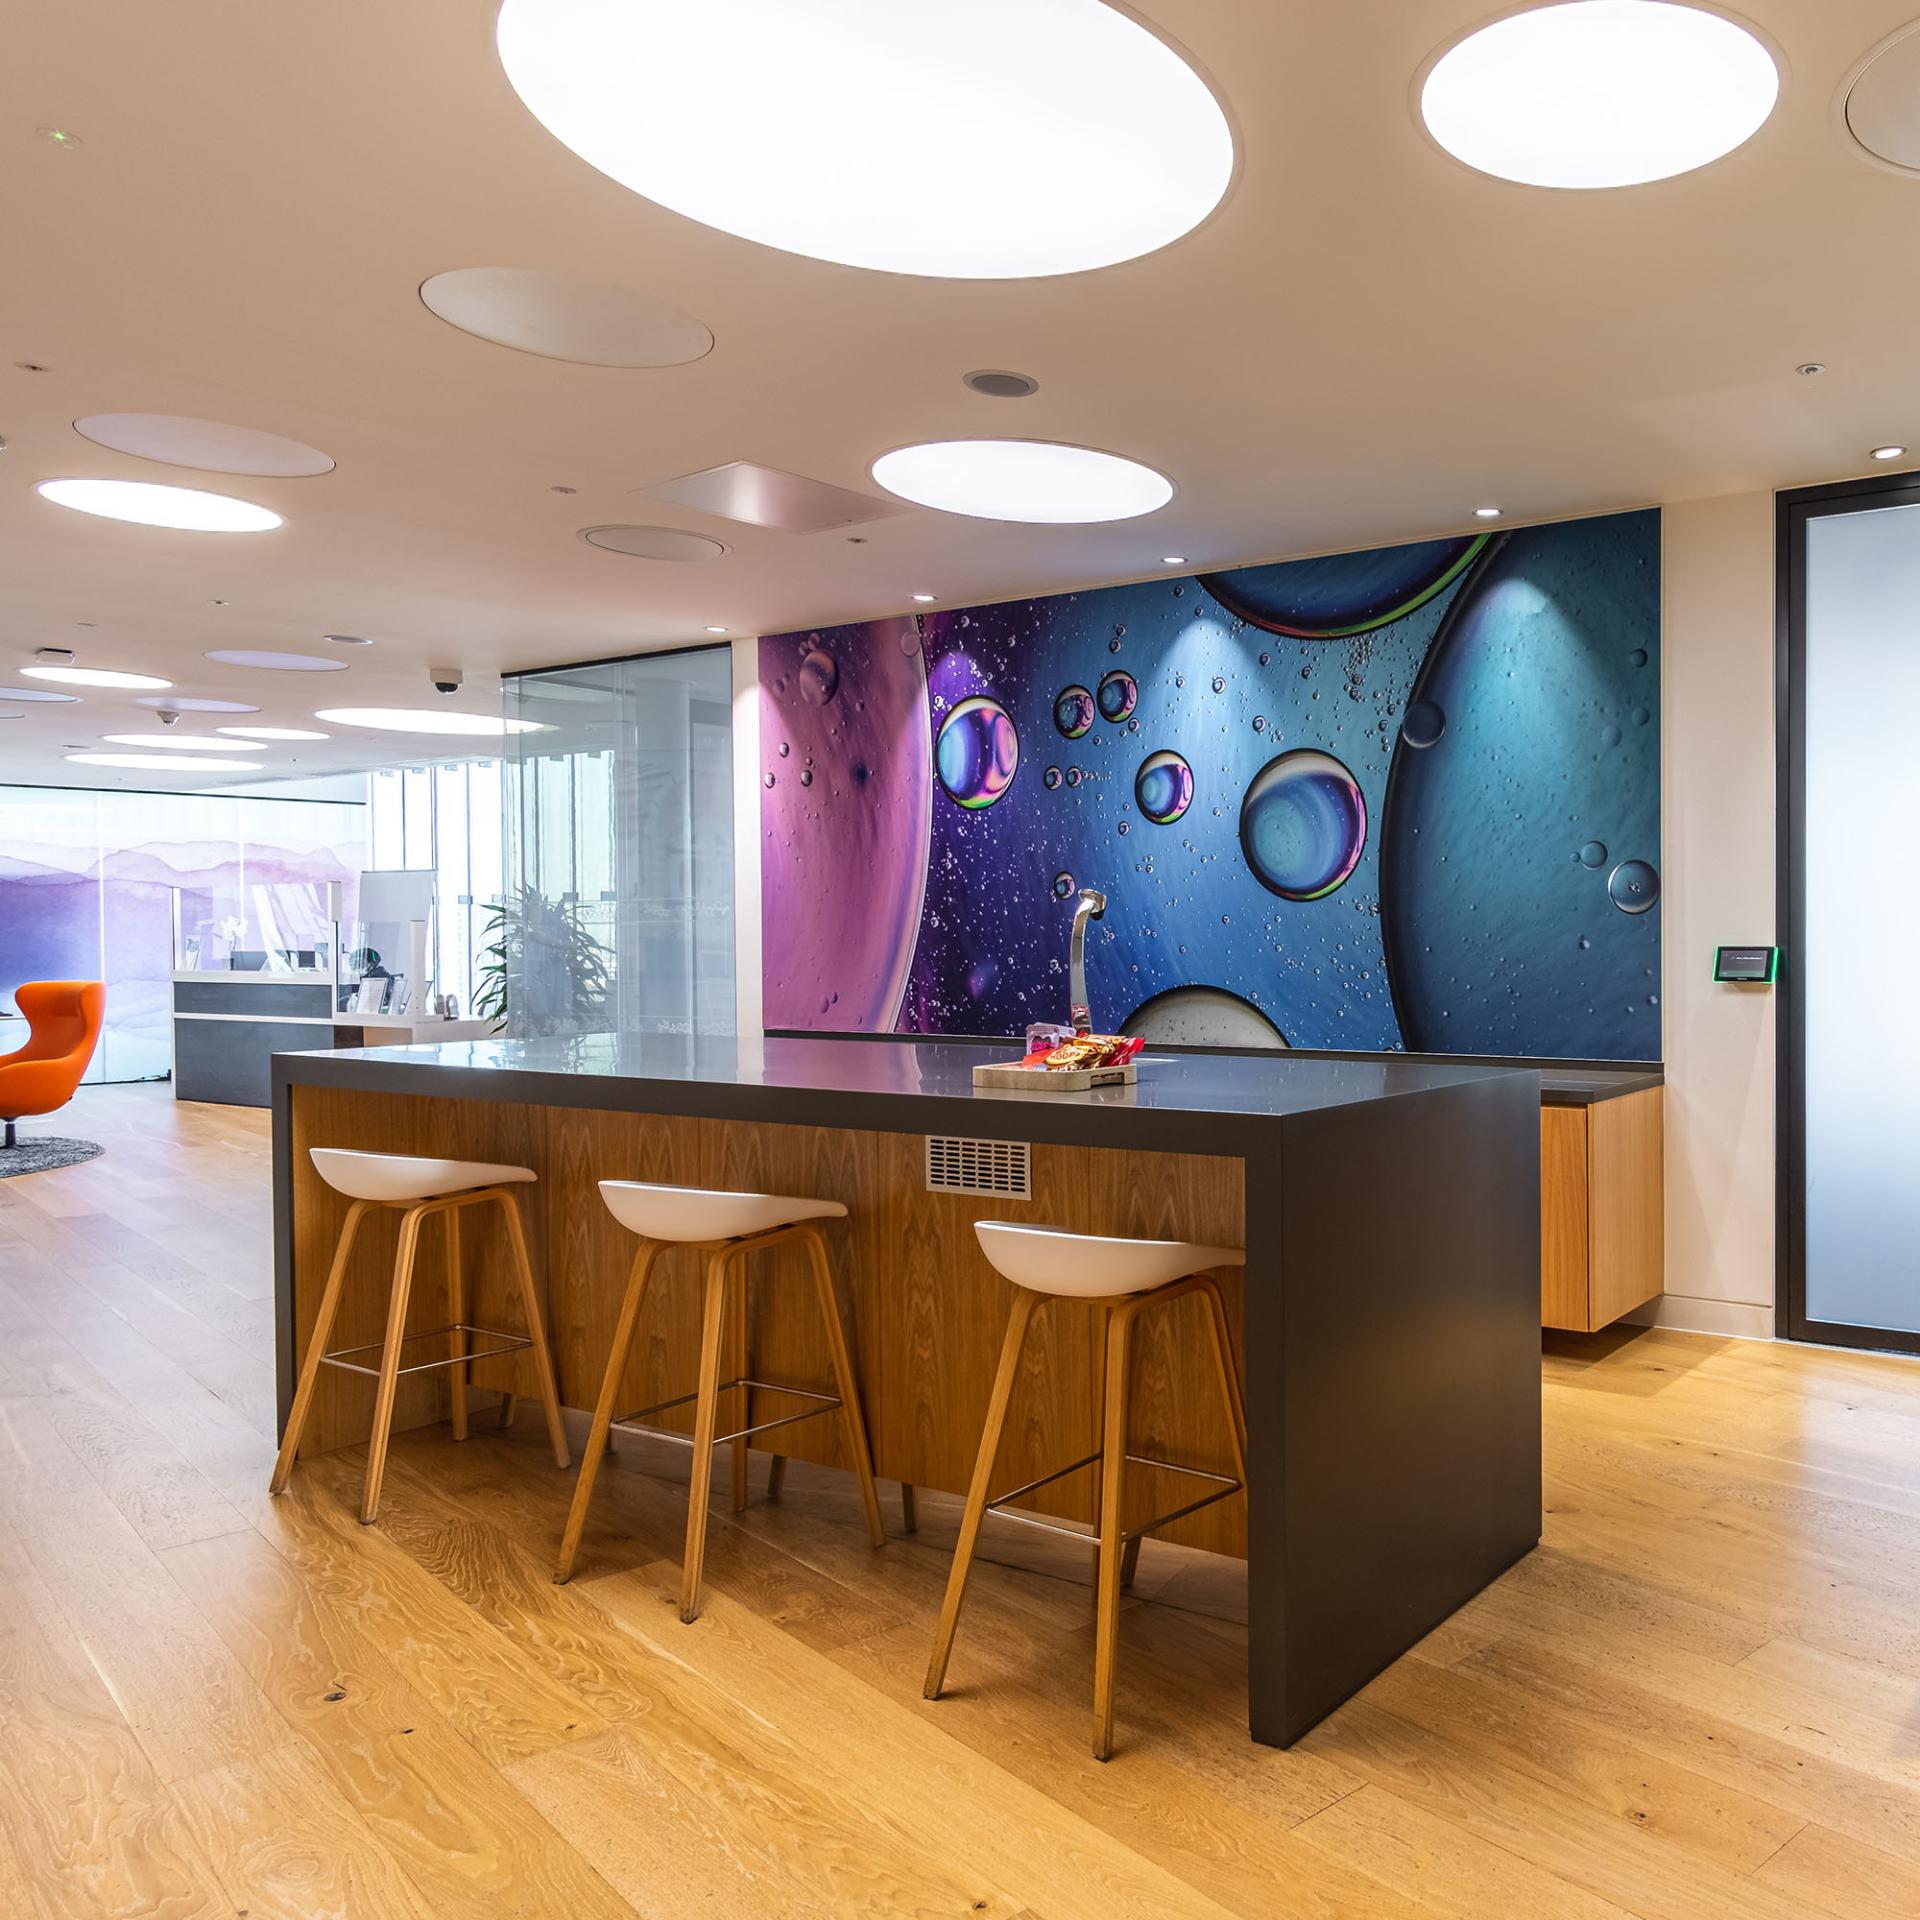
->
310, 1148, 537, 1204
598, 1180, 847, 1244
975, 1221, 1245, 1299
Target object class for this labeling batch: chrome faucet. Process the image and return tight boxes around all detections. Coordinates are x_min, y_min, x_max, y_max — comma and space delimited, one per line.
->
1068, 886, 1107, 1034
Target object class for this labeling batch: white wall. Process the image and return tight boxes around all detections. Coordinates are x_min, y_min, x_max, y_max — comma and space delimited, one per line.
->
1643, 492, 1777, 1338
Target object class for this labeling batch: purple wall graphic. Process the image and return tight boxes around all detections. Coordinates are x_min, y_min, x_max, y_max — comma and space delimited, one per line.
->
0, 787, 365, 1082
760, 510, 1661, 1061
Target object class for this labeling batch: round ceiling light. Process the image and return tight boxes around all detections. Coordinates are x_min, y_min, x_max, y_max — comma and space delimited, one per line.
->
204, 649, 348, 672
220, 725, 327, 740
65, 752, 263, 772
101, 732, 269, 751
71, 414, 335, 477
21, 664, 171, 689
871, 440, 1173, 523
35, 478, 283, 532
314, 708, 542, 736
420, 267, 713, 366
579, 525, 727, 561
135, 695, 259, 713
0, 684, 80, 702
1419, 2, 1779, 189
964, 370, 1041, 398
495, 0, 1235, 278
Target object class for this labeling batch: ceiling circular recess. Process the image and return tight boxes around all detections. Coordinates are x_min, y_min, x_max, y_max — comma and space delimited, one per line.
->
102, 732, 269, 751
65, 752, 262, 772
222, 725, 327, 740
314, 708, 542, 737
21, 664, 171, 689
136, 695, 260, 713
72, 414, 335, 477
1845, 23, 1920, 173
579, 524, 728, 561
36, 477, 284, 532
871, 439, 1174, 523
420, 267, 713, 366
494, 0, 1235, 278
1420, 1, 1779, 189
203, 649, 348, 671
0, 685, 80, 702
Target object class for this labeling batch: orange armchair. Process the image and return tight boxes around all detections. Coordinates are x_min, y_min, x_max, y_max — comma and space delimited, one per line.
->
0, 981, 105, 1149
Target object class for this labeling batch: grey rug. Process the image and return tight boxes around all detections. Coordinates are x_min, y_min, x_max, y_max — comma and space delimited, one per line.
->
0, 1137, 104, 1178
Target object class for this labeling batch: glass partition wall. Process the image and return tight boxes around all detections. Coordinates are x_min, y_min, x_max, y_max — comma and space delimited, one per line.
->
501, 646, 735, 1038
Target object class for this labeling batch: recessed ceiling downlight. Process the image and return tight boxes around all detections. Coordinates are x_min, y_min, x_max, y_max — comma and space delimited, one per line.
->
871, 440, 1173, 524
204, 649, 348, 672
36, 478, 283, 532
65, 752, 263, 772
1419, 2, 1778, 189
72, 414, 335, 477
495, 0, 1234, 278
420, 267, 713, 366
21, 664, 171, 690
315, 708, 542, 737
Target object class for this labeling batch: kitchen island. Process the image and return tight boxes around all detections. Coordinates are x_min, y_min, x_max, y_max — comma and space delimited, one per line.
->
272, 1032, 1542, 1747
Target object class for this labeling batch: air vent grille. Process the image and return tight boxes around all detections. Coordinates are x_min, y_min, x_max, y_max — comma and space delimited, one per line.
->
925, 1134, 1031, 1200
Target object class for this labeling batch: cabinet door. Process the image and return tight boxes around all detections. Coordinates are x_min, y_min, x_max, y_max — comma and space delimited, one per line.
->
1540, 1107, 1591, 1330
1588, 1087, 1664, 1327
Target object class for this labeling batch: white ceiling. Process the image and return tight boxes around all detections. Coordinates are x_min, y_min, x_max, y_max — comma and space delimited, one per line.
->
5, 0, 1920, 790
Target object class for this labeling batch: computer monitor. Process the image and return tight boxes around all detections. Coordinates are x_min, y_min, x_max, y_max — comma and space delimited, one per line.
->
228, 950, 268, 972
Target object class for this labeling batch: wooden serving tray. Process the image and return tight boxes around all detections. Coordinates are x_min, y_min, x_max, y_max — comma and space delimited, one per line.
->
971, 1058, 1139, 1093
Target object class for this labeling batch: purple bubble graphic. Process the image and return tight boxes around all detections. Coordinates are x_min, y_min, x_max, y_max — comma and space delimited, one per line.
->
1097, 669, 1138, 723
935, 696, 1019, 809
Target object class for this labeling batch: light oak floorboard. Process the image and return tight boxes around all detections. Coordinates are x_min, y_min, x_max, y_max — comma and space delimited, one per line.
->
6, 1084, 1920, 1915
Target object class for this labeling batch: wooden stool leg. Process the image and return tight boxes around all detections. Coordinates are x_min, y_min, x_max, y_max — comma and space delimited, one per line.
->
899, 1483, 917, 1533
801, 1226, 886, 1549
556, 1241, 659, 1583
361, 1205, 426, 1524
729, 1262, 751, 1513
680, 1249, 733, 1623
1089, 1302, 1112, 1591
925, 1288, 1038, 1699
497, 1188, 570, 1470
1197, 1276, 1250, 1484
445, 1203, 469, 1443
767, 1453, 788, 1501
1092, 1299, 1140, 1760
270, 1199, 372, 1494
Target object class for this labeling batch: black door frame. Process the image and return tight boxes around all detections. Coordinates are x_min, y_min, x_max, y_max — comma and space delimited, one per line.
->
1777, 469, 1920, 1354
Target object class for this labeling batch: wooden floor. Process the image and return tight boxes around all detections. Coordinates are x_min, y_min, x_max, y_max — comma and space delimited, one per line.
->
5, 1089, 1920, 1917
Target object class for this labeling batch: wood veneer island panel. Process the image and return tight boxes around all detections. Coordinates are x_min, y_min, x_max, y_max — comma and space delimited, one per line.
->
273, 1035, 1542, 1746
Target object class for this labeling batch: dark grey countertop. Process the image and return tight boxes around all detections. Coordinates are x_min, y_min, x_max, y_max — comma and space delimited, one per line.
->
277, 1031, 1542, 1158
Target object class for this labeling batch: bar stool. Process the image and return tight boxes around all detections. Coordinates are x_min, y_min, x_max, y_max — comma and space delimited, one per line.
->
925, 1222, 1248, 1760
271, 1149, 570, 1523
556, 1181, 891, 1620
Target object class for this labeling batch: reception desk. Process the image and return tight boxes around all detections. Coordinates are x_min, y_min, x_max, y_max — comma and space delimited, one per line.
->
272, 1032, 1542, 1747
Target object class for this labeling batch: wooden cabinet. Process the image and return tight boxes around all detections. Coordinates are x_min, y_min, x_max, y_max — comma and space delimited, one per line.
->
1539, 1088, 1663, 1332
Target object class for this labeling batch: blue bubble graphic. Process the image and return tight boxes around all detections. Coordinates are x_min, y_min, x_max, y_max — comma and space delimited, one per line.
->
1097, 669, 1138, 723
1053, 684, 1095, 739
1606, 859, 1659, 914
1134, 750, 1194, 825
1238, 749, 1367, 901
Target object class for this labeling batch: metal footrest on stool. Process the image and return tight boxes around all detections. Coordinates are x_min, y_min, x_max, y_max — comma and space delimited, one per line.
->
984, 1449, 1244, 1545
610, 1376, 842, 1451
319, 1322, 532, 1378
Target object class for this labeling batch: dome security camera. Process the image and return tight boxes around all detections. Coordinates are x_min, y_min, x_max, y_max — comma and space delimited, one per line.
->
429, 665, 463, 695
156, 707, 181, 725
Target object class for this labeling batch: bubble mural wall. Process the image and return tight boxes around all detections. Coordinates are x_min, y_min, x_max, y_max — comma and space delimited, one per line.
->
759, 508, 1660, 1060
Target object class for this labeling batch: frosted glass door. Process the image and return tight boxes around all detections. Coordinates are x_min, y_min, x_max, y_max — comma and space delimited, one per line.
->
1802, 502, 1920, 1336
